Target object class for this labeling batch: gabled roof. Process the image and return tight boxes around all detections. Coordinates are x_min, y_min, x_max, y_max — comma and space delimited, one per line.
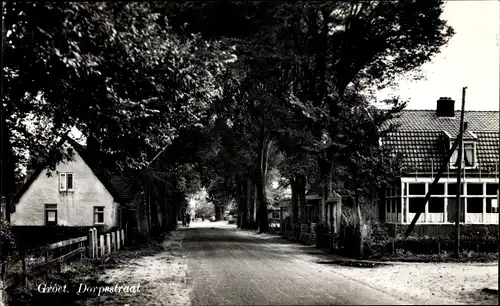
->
383, 110, 500, 173
13, 135, 136, 204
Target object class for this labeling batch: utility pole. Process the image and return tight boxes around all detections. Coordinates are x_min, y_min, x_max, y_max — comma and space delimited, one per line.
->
455, 87, 467, 258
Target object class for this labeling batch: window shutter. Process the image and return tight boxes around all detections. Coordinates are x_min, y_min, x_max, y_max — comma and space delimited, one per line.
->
67, 173, 74, 190
60, 173, 67, 191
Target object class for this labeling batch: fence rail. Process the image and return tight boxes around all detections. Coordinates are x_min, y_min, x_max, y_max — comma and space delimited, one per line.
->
1, 227, 126, 294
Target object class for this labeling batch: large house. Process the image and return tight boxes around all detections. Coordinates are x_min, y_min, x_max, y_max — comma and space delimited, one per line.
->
11, 136, 135, 231
381, 97, 499, 235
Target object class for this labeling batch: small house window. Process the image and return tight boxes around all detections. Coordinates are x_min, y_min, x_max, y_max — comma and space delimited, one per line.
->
271, 211, 280, 219
94, 207, 105, 224
450, 142, 476, 168
59, 173, 74, 191
45, 204, 58, 226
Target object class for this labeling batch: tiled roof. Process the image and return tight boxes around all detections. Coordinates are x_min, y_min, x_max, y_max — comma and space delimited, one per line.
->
383, 110, 499, 172
14, 135, 137, 203
388, 110, 499, 134
476, 131, 500, 168
384, 131, 445, 172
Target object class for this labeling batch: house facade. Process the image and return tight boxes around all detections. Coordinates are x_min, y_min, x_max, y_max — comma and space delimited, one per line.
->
381, 97, 499, 235
11, 137, 132, 230
278, 186, 342, 245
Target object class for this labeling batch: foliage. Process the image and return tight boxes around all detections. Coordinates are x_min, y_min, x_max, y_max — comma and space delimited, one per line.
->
3, 2, 234, 177
0, 218, 17, 260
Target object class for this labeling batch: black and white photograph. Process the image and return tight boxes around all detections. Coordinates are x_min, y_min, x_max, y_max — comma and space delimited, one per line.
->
0, 1, 499, 305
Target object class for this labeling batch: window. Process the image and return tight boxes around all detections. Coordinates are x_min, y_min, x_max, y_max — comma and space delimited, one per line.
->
450, 142, 476, 168
59, 173, 74, 191
408, 198, 424, 213
486, 198, 498, 213
408, 183, 426, 195
45, 204, 58, 226
486, 184, 499, 196
466, 198, 483, 213
94, 207, 104, 224
429, 198, 444, 213
429, 184, 444, 195
271, 211, 280, 219
391, 200, 397, 213
448, 183, 464, 195
467, 183, 483, 196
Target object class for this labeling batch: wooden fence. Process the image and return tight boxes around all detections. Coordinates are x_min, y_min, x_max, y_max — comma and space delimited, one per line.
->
0, 227, 126, 294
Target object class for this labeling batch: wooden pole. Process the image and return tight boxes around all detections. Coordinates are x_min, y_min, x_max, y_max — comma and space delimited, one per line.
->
404, 126, 467, 237
455, 87, 467, 258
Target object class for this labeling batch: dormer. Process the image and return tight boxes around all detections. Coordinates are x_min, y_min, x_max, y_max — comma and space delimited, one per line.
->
445, 131, 478, 169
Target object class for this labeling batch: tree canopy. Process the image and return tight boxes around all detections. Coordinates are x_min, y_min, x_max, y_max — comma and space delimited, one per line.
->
2, 1, 453, 238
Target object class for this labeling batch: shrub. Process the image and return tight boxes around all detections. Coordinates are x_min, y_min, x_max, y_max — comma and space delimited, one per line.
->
0, 219, 18, 261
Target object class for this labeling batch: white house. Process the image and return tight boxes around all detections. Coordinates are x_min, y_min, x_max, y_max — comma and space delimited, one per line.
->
11, 136, 133, 230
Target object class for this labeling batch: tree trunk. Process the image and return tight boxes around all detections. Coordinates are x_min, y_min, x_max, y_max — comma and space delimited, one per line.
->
235, 176, 243, 228
297, 174, 307, 224
255, 169, 269, 233
290, 176, 299, 224
355, 192, 364, 258
253, 182, 258, 227
245, 176, 252, 228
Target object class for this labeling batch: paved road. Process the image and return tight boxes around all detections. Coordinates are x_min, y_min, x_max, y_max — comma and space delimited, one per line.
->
182, 221, 414, 305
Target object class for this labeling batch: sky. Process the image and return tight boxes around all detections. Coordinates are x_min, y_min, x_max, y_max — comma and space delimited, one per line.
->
376, 0, 500, 111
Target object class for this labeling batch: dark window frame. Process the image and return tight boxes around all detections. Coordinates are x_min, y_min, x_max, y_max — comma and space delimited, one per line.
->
93, 206, 105, 224
45, 204, 58, 226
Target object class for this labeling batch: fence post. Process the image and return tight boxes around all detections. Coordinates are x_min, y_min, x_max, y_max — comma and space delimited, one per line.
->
438, 242, 441, 255
99, 235, 105, 257
117, 231, 121, 250
121, 229, 125, 246
88, 229, 94, 258
92, 228, 98, 257
106, 234, 111, 254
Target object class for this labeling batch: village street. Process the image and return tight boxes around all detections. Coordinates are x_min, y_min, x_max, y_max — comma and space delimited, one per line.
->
184, 221, 410, 305
181, 221, 497, 305
69, 220, 498, 306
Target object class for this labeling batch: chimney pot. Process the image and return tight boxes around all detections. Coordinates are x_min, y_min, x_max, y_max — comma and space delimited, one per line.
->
436, 97, 455, 117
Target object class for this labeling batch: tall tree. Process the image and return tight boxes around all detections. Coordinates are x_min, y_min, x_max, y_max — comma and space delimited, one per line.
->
2, 2, 234, 180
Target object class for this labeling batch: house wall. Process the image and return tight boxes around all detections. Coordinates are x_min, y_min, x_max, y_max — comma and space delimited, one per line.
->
11, 147, 119, 228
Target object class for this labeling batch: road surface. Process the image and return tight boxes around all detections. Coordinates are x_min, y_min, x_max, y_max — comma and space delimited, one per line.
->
182, 221, 414, 305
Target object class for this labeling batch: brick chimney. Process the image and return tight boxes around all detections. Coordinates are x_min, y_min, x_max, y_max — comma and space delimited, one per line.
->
436, 97, 455, 117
